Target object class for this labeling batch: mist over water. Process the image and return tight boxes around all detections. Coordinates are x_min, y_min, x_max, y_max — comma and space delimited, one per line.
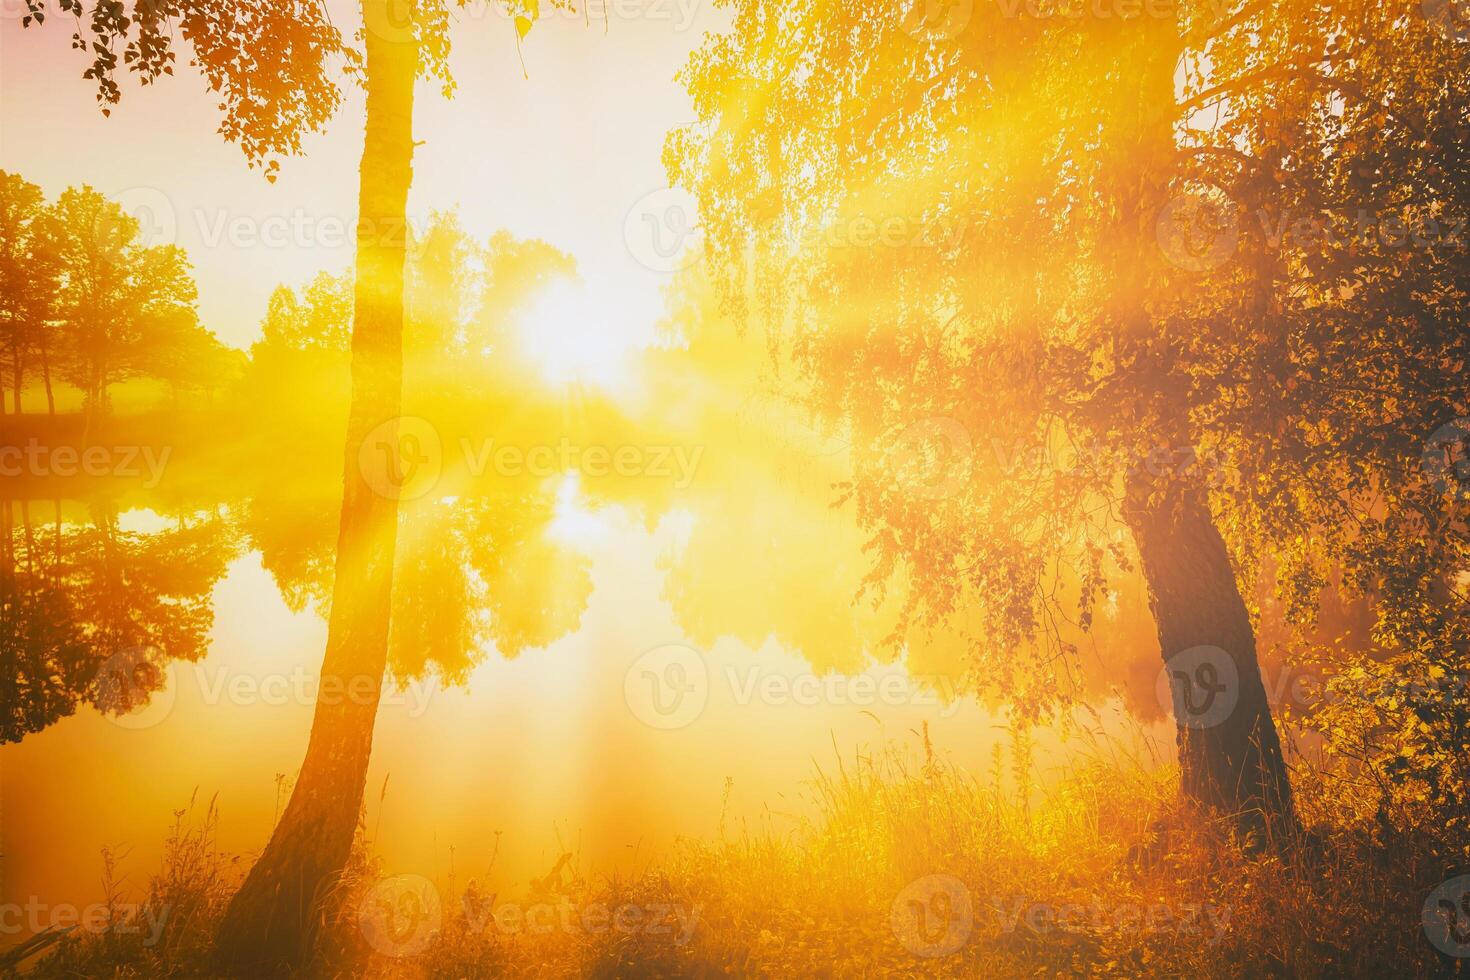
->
1, 497, 1159, 922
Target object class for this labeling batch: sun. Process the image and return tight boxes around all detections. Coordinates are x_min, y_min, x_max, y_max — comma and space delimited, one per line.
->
515, 278, 641, 397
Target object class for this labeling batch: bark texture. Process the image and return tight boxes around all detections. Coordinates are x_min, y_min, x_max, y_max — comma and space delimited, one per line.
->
1124, 469, 1296, 840
212, 8, 418, 973
1097, 13, 1295, 841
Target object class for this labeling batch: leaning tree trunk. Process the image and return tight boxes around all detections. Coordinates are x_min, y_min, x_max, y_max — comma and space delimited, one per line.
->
212, 8, 418, 974
1123, 468, 1296, 842
1088, 8, 1296, 843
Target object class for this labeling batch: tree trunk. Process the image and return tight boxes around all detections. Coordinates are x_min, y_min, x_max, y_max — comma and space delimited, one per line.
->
11, 336, 22, 415
2, 501, 12, 579
1087, 11, 1295, 843
39, 337, 54, 417
212, 7, 418, 974
81, 369, 95, 446
20, 500, 35, 575
1123, 468, 1296, 842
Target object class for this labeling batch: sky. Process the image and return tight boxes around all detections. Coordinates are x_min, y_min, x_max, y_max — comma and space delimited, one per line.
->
0, 0, 722, 350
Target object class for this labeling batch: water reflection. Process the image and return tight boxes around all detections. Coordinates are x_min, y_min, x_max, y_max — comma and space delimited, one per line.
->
2, 468, 603, 743
1, 479, 1079, 924
1, 497, 235, 741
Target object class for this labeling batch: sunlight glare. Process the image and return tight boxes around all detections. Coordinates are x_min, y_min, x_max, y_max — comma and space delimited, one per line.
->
547, 472, 615, 550
516, 279, 639, 396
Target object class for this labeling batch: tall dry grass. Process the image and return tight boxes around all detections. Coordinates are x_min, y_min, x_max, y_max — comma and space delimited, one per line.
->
16, 726, 1464, 978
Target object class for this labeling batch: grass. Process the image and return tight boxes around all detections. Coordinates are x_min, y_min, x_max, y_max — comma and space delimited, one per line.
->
13, 726, 1465, 978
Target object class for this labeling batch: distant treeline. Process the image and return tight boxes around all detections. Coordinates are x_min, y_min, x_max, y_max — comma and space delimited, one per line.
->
0, 171, 239, 421
1, 171, 605, 432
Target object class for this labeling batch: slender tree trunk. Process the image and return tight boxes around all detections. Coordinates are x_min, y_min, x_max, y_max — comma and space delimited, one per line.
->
20, 500, 35, 575
39, 337, 54, 417
1123, 468, 1296, 841
212, 7, 418, 974
11, 337, 22, 415
1, 501, 12, 578
81, 368, 95, 446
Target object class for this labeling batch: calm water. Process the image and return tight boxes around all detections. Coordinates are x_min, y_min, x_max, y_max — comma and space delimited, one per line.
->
0, 491, 1158, 929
